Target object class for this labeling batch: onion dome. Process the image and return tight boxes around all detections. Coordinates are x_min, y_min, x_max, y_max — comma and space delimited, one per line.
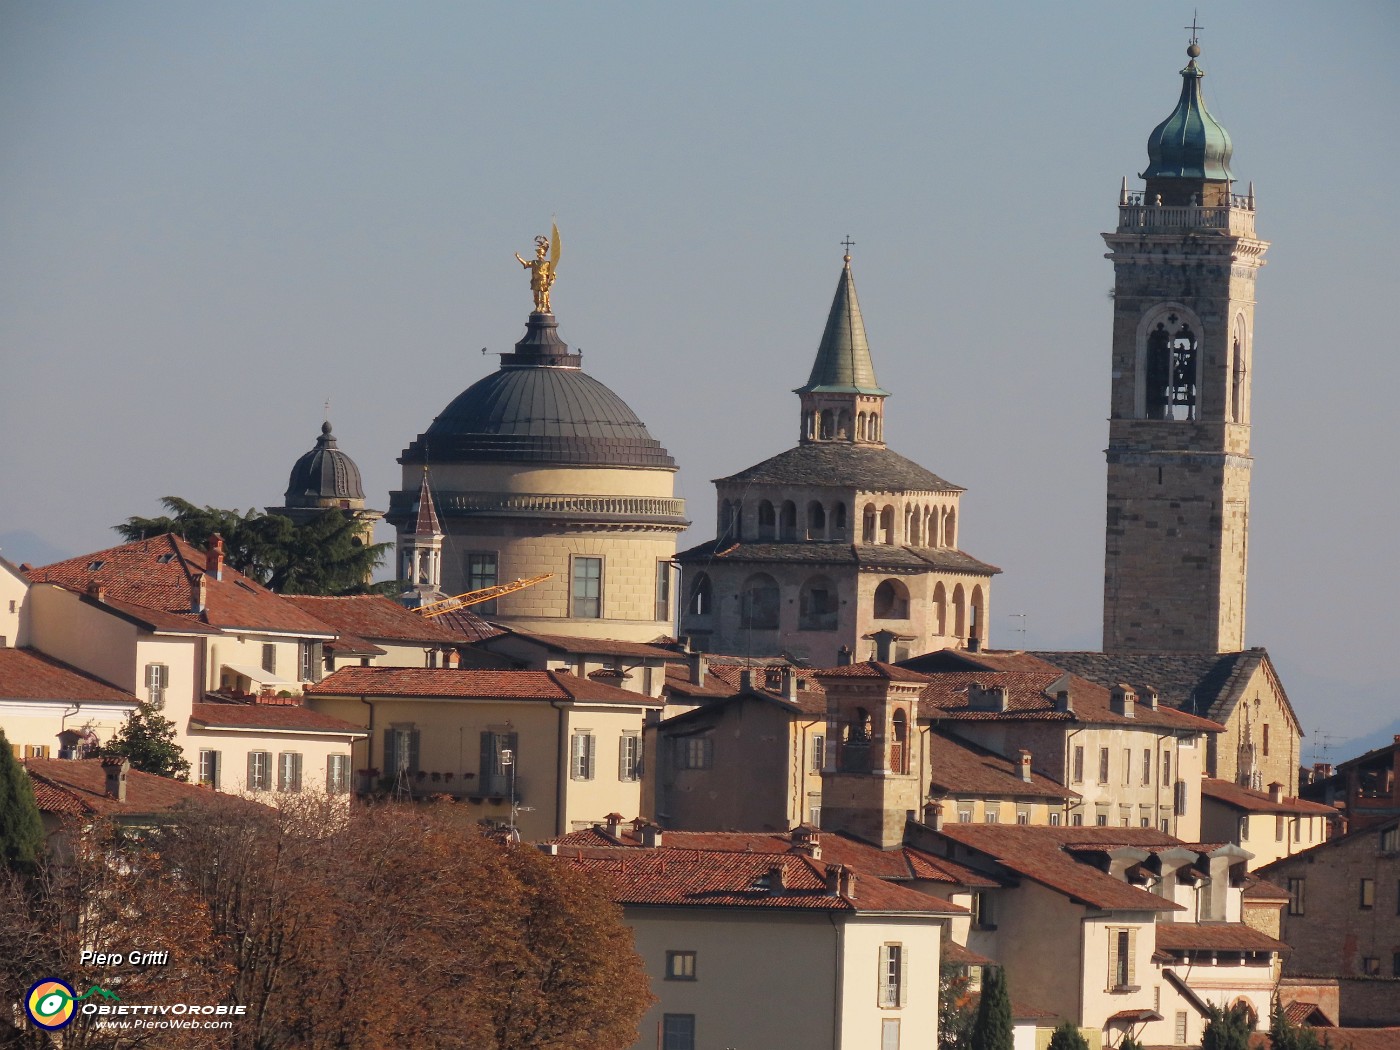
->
1142, 43, 1234, 182
283, 421, 366, 506
400, 312, 676, 469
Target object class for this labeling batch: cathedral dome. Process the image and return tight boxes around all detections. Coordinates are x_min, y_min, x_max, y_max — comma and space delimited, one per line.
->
400, 312, 676, 469
1142, 45, 1234, 182
284, 421, 366, 507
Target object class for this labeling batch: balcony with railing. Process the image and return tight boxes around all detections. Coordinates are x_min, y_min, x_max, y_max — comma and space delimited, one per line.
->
1117, 190, 1257, 238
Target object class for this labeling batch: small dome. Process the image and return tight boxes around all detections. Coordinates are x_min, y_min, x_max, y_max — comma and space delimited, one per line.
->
284, 421, 366, 506
1142, 49, 1234, 182
401, 313, 675, 469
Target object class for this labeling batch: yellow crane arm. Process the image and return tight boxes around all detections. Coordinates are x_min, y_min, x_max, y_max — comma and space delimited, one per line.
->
415, 573, 553, 617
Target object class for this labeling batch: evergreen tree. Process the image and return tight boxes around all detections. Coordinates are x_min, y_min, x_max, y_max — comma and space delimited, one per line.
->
1201, 1003, 1255, 1050
98, 703, 191, 780
116, 497, 392, 596
1047, 1020, 1090, 1050
939, 964, 978, 1050
1119, 1036, 1144, 1050
970, 965, 1013, 1050
0, 729, 45, 871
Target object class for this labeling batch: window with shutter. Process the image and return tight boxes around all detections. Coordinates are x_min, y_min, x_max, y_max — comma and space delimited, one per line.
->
812, 734, 825, 772
278, 752, 303, 793
198, 750, 221, 789
570, 732, 596, 780
1174, 779, 1189, 815
247, 751, 271, 791
145, 663, 169, 708
326, 754, 350, 794
882, 1019, 901, 1050
261, 644, 276, 674
480, 732, 516, 795
877, 944, 905, 1008
618, 734, 640, 781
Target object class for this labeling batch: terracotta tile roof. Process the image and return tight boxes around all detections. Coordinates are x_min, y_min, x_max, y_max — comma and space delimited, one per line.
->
931, 823, 1187, 912
677, 539, 1001, 577
550, 826, 996, 891
1154, 921, 1289, 953
24, 758, 253, 818
1292, 1032, 1400, 1050
490, 628, 680, 661
306, 667, 662, 706
1201, 778, 1337, 816
423, 606, 506, 643
1242, 874, 1291, 901
0, 648, 136, 704
942, 941, 996, 966
555, 847, 959, 914
282, 595, 463, 646
1282, 1002, 1333, 1027
816, 660, 929, 683
902, 650, 1222, 732
189, 701, 368, 734
30, 535, 336, 637
926, 732, 1077, 800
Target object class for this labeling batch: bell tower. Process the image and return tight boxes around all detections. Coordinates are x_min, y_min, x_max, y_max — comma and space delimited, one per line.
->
1101, 39, 1269, 653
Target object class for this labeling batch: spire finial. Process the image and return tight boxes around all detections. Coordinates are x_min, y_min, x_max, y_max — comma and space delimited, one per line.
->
841, 235, 855, 265
1185, 11, 1203, 58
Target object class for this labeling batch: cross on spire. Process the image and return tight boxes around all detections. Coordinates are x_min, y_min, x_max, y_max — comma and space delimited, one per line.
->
841, 235, 855, 261
1185, 10, 1203, 45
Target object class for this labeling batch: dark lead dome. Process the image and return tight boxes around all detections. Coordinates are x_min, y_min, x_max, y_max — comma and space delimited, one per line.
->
400, 312, 676, 468
284, 421, 366, 505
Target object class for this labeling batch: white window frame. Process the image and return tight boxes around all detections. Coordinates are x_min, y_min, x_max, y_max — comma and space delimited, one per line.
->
145, 662, 169, 708
571, 556, 603, 619
618, 733, 640, 782
878, 943, 906, 1008
277, 751, 303, 793
326, 754, 351, 794
198, 749, 221, 789
247, 751, 271, 792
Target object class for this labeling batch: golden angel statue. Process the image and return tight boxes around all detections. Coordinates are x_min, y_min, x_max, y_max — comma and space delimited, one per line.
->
515, 223, 561, 314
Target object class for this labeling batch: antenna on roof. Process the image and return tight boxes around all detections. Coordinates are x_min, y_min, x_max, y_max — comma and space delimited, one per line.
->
1007, 612, 1027, 649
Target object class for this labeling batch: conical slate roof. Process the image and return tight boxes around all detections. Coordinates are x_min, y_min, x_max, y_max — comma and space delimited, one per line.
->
400, 312, 676, 469
411, 471, 442, 536
283, 421, 366, 505
1142, 46, 1234, 182
797, 258, 889, 397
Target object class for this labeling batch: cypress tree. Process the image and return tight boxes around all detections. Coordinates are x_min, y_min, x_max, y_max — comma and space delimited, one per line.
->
0, 729, 45, 871
970, 965, 1013, 1050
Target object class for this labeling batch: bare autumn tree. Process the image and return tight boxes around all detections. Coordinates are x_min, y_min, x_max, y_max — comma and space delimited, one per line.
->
0, 817, 232, 1050
155, 798, 651, 1050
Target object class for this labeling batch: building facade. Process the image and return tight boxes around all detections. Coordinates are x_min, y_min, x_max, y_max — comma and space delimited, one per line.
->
678, 254, 998, 665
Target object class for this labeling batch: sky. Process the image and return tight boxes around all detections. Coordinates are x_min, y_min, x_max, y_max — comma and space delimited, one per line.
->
2, 2, 1397, 757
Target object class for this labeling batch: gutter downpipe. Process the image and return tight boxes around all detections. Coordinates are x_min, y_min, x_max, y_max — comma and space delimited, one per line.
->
826, 912, 843, 1050
1065, 723, 1085, 825
551, 699, 568, 836
359, 697, 375, 792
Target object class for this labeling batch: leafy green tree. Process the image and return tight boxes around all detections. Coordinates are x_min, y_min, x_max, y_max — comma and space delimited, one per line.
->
1202, 1003, 1255, 1050
115, 497, 393, 596
970, 965, 1013, 1050
98, 702, 191, 780
939, 964, 978, 1050
1048, 1021, 1090, 1050
1118, 1036, 1144, 1050
0, 730, 44, 872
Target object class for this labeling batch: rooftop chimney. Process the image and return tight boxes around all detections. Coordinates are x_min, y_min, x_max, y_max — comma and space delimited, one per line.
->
1110, 683, 1136, 718
790, 825, 821, 858
604, 812, 624, 838
1142, 687, 1159, 711
688, 651, 707, 687
766, 863, 786, 893
640, 823, 663, 848
924, 800, 945, 831
968, 683, 1009, 712
1054, 689, 1074, 714
1018, 749, 1033, 783
739, 668, 755, 693
825, 863, 842, 895
1269, 782, 1284, 803
85, 581, 106, 603
967, 631, 981, 653
781, 665, 797, 701
873, 631, 894, 662
837, 646, 853, 667
207, 534, 225, 581
102, 756, 129, 802
190, 573, 207, 615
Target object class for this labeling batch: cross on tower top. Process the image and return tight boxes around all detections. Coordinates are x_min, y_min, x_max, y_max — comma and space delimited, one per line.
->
841, 235, 855, 262
1185, 11, 1203, 46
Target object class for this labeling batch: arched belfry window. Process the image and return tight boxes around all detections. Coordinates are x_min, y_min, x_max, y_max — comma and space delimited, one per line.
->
799, 575, 838, 631
757, 501, 776, 540
740, 573, 780, 630
820, 409, 835, 440
780, 501, 798, 540
891, 709, 909, 774
688, 572, 713, 616
1231, 314, 1248, 424
807, 501, 826, 538
1140, 306, 1204, 421
873, 579, 910, 620
861, 504, 877, 544
832, 502, 848, 538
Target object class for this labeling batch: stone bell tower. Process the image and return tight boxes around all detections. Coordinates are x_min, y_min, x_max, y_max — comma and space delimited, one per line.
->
818, 662, 926, 848
1101, 38, 1269, 654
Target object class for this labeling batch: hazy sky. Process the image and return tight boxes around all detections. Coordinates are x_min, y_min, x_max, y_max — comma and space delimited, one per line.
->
2, 2, 1397, 755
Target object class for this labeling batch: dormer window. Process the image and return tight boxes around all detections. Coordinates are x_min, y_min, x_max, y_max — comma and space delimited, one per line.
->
87, 560, 105, 570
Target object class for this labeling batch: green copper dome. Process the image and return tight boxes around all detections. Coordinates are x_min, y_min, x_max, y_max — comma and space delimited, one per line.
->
1142, 47, 1234, 182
